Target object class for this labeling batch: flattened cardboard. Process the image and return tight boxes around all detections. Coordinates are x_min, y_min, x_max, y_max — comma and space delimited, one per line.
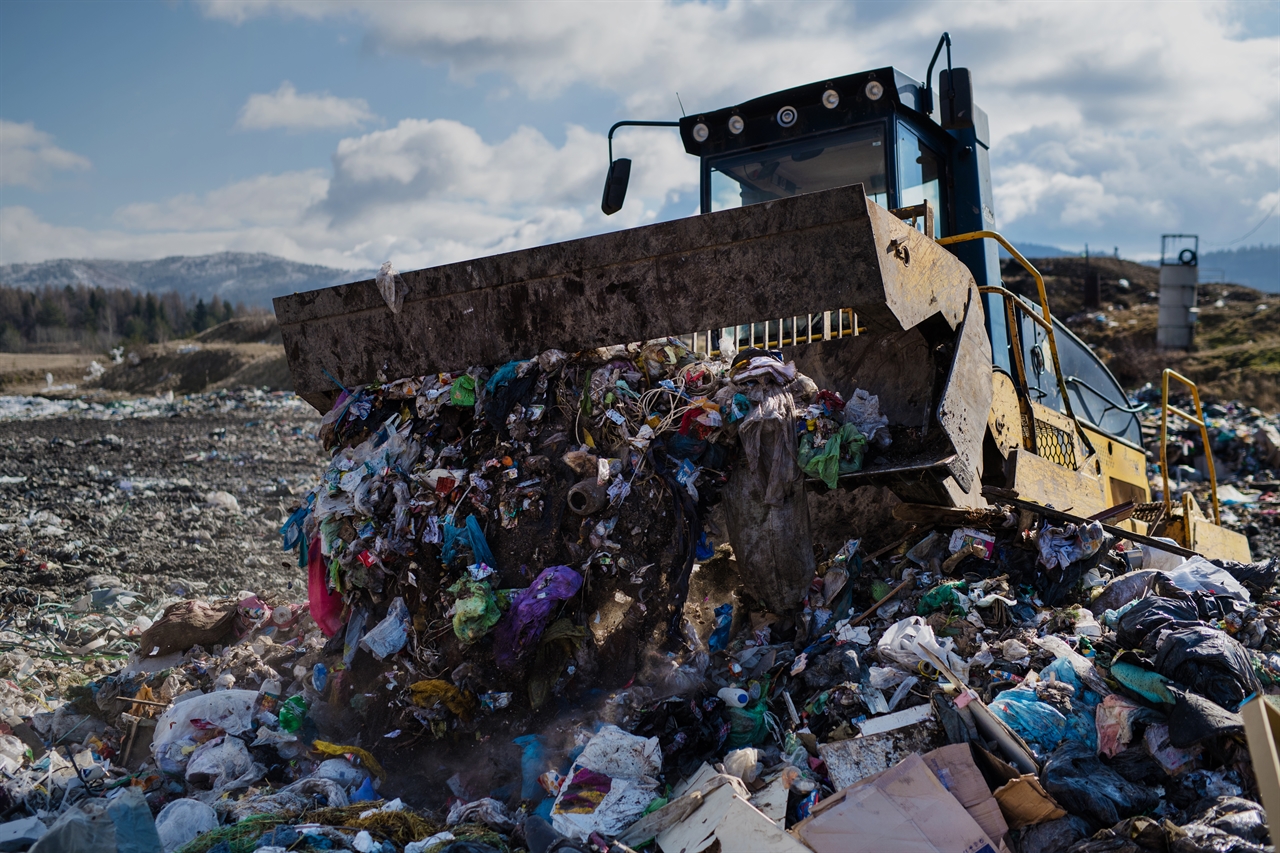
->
794, 753, 998, 853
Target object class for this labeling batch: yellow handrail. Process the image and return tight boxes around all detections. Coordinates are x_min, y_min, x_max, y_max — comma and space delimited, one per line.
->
938, 230, 1075, 423
1160, 368, 1221, 525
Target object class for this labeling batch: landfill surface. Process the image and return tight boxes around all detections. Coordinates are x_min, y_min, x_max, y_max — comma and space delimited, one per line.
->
2, 341, 1280, 853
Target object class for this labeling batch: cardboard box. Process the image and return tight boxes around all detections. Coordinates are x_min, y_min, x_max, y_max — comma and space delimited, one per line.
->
794, 753, 999, 853
923, 744, 1009, 843
1241, 694, 1280, 835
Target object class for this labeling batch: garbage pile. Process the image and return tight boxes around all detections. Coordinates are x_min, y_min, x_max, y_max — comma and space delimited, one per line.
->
2, 341, 1279, 853
1138, 393, 1280, 556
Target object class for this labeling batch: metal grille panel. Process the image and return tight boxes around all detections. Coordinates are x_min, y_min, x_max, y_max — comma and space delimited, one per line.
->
1034, 420, 1078, 470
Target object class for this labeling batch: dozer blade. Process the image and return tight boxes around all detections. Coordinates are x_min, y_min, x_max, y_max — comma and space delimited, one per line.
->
275, 183, 992, 507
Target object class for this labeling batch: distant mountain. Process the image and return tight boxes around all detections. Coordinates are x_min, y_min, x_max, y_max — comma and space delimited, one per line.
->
1198, 245, 1279, 293
998, 241, 1074, 259
0, 252, 372, 308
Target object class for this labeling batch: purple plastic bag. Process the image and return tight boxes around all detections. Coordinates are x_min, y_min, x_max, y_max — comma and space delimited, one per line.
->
494, 566, 582, 669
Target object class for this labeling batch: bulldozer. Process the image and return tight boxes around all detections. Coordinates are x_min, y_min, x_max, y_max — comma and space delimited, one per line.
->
275, 34, 1250, 564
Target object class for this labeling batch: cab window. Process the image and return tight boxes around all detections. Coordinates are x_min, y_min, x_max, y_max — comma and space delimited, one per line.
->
896, 124, 945, 237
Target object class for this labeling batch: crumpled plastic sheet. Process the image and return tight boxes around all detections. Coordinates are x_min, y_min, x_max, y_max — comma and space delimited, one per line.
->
360, 596, 410, 660
493, 566, 582, 669
1037, 520, 1106, 571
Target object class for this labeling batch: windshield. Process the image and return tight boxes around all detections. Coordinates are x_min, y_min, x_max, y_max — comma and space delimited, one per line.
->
709, 124, 887, 212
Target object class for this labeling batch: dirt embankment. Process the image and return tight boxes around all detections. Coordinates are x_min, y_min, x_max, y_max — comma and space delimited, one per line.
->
1003, 256, 1280, 411
0, 316, 293, 397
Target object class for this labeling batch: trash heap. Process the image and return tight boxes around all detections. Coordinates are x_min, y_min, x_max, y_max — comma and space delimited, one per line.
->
1138, 394, 1280, 557
2, 340, 1279, 853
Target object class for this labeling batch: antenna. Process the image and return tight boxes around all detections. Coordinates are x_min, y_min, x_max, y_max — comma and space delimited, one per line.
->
676, 93, 686, 117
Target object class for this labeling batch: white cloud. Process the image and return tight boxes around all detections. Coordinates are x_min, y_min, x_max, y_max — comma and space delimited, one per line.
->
9, 1, 1278, 267
113, 170, 330, 231
0, 120, 91, 188
236, 81, 377, 132
0, 119, 695, 271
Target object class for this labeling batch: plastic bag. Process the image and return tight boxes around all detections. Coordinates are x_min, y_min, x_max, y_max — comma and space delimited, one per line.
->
376, 261, 406, 313
155, 798, 217, 853
916, 581, 968, 616
493, 566, 582, 668
1041, 742, 1160, 829
799, 422, 866, 489
152, 689, 256, 754
841, 388, 891, 448
877, 616, 969, 685
447, 578, 501, 643
186, 735, 263, 791
410, 680, 477, 721
1153, 625, 1261, 710
551, 726, 662, 841
707, 602, 734, 652
1115, 595, 1200, 648
989, 688, 1068, 754
30, 787, 161, 853
360, 597, 410, 660
1164, 556, 1251, 602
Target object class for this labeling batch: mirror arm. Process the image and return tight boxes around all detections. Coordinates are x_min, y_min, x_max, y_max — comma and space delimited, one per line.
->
607, 120, 681, 164
923, 32, 951, 117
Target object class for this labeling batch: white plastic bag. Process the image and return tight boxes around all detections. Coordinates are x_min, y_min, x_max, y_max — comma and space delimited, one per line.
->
551, 725, 662, 841
1164, 555, 1251, 602
156, 798, 218, 853
842, 389, 891, 448
152, 689, 256, 755
877, 616, 969, 684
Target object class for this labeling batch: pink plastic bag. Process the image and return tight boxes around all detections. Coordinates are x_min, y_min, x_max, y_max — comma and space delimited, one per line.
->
308, 536, 345, 636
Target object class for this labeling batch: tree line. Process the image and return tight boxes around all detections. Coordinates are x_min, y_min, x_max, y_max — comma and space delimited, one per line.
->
0, 284, 251, 352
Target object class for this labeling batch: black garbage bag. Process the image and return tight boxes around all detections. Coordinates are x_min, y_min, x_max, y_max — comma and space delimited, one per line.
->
630, 694, 729, 782
1175, 796, 1272, 853
1116, 596, 1201, 649
1212, 556, 1280, 595
1105, 746, 1169, 786
1066, 815, 1183, 852
1168, 687, 1245, 748
1042, 743, 1160, 829
1153, 626, 1261, 711
1015, 815, 1093, 853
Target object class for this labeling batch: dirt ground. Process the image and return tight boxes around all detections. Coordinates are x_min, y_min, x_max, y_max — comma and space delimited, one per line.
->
0, 393, 325, 605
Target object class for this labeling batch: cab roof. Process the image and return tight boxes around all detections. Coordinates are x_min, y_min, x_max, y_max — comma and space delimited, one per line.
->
678, 67, 927, 157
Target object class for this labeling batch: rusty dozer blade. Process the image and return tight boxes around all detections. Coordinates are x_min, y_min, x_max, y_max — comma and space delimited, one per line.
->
275, 183, 992, 507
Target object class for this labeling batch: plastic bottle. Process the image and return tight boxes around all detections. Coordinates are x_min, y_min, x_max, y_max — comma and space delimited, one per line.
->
718, 687, 749, 708
312, 663, 328, 693
254, 678, 282, 717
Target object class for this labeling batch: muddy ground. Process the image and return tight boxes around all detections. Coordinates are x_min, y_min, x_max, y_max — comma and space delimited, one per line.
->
0, 393, 325, 605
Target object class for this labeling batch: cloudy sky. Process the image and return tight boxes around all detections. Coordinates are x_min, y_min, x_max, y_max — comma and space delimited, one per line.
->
1, 0, 1277, 271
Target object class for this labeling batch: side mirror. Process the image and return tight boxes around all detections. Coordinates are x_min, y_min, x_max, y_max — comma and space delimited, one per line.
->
601, 158, 632, 215
938, 67, 974, 130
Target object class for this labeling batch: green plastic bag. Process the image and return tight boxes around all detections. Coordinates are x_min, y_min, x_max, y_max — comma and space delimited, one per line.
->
450, 374, 476, 407
799, 423, 867, 489
917, 580, 969, 616
448, 577, 500, 643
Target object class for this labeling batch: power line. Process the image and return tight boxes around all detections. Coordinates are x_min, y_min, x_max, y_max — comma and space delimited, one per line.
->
1206, 197, 1280, 248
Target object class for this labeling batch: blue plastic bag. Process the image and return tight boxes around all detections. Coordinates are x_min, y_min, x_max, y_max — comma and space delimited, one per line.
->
990, 688, 1067, 754
708, 603, 734, 652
